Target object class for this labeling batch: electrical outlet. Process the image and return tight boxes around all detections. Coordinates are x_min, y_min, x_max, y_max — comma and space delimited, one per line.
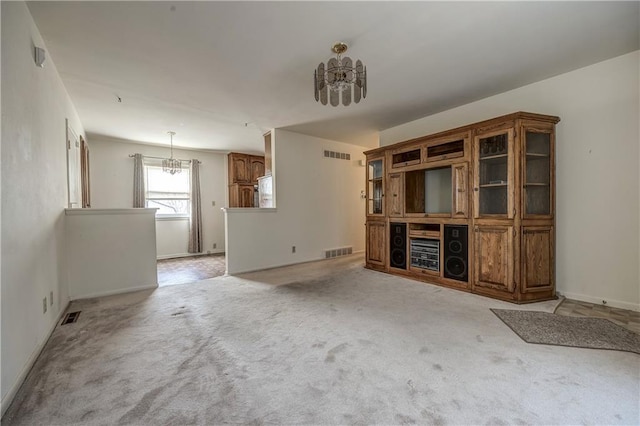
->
50, 291, 53, 306
292, 246, 296, 253
213, 243, 217, 249
43, 297, 47, 314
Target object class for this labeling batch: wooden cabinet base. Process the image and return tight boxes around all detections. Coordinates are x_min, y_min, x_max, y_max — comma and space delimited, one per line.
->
364, 265, 556, 304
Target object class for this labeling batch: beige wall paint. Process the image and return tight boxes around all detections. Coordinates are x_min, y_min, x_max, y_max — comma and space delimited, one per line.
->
225, 129, 366, 274
88, 137, 227, 258
380, 51, 640, 311
1, 1, 86, 412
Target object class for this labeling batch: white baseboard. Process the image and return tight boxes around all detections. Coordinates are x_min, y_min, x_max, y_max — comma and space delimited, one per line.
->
559, 291, 640, 312
1, 300, 70, 418
70, 284, 158, 301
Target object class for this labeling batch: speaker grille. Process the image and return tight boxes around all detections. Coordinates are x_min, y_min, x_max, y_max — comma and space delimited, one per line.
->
390, 223, 407, 269
444, 225, 468, 282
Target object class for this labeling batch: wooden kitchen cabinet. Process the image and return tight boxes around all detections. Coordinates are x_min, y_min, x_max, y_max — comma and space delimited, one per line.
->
228, 152, 264, 207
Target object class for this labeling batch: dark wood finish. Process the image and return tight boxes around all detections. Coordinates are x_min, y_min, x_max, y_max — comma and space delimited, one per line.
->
364, 111, 559, 304
404, 170, 425, 215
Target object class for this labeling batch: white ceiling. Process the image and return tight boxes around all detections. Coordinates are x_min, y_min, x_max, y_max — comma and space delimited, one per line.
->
27, 1, 639, 153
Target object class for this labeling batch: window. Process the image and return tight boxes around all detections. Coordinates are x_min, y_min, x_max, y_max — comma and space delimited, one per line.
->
144, 161, 190, 217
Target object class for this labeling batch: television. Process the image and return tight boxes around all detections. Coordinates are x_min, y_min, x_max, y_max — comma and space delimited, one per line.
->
405, 166, 452, 215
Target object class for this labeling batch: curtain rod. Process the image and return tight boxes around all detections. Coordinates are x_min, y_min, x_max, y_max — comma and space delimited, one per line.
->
129, 154, 201, 164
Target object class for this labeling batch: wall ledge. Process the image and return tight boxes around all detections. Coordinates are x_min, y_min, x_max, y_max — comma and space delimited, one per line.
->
65, 208, 158, 216
221, 207, 277, 214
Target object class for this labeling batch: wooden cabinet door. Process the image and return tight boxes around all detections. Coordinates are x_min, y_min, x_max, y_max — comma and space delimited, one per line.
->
521, 226, 553, 293
452, 163, 468, 218
240, 185, 255, 207
473, 225, 515, 293
366, 157, 385, 216
250, 156, 265, 183
230, 154, 250, 183
387, 173, 403, 217
366, 221, 386, 266
473, 129, 515, 219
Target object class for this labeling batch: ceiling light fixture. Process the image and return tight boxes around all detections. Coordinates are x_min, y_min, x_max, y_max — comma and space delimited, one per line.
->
162, 131, 182, 175
314, 42, 367, 106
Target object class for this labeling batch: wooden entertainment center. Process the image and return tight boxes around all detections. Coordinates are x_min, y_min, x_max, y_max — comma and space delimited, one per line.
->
364, 112, 560, 303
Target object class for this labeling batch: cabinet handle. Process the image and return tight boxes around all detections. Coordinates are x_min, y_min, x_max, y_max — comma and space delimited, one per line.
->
393, 194, 398, 197
474, 187, 479, 192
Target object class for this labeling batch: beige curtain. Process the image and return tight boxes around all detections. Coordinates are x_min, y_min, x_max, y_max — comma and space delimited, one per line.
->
188, 159, 202, 253
133, 153, 145, 208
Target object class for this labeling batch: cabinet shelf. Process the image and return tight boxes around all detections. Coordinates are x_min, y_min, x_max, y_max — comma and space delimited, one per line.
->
480, 183, 508, 188
526, 153, 549, 158
480, 153, 508, 161
524, 182, 549, 186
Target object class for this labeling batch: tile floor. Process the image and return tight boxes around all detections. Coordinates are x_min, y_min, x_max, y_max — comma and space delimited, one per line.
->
157, 254, 226, 286
555, 297, 640, 334
157, 254, 638, 334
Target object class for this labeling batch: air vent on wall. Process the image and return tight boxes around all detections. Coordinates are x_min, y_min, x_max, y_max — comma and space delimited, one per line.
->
325, 246, 353, 259
323, 150, 351, 161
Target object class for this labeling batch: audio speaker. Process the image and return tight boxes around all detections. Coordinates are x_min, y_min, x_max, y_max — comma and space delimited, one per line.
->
444, 225, 468, 282
389, 222, 407, 269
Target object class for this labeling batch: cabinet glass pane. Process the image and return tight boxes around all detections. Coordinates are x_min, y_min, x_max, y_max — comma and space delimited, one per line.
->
525, 132, 551, 215
478, 134, 508, 215
368, 159, 383, 214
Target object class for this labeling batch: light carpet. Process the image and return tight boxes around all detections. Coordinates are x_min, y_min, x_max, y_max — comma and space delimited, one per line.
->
3, 255, 639, 425
492, 309, 640, 354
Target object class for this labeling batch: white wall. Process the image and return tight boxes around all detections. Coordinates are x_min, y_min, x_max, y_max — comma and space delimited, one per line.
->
225, 130, 366, 274
66, 209, 158, 299
380, 51, 640, 311
1, 1, 86, 413
88, 136, 227, 258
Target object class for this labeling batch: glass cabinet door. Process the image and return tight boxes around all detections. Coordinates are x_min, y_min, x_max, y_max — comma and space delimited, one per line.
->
475, 130, 514, 218
367, 158, 384, 215
523, 131, 552, 217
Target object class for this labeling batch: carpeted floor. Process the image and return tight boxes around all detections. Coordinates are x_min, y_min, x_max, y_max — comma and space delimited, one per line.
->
492, 309, 640, 354
3, 255, 639, 425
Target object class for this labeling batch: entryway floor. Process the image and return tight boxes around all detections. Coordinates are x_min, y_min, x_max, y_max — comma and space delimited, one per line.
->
555, 298, 640, 334
157, 254, 226, 286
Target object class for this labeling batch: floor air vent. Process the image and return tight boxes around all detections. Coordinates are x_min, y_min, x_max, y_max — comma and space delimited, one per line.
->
325, 246, 353, 259
61, 311, 81, 325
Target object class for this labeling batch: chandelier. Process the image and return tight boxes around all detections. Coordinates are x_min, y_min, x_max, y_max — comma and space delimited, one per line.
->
162, 131, 182, 175
314, 42, 367, 106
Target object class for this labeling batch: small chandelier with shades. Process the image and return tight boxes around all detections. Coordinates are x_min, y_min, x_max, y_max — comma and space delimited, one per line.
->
314, 42, 367, 106
162, 131, 182, 175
